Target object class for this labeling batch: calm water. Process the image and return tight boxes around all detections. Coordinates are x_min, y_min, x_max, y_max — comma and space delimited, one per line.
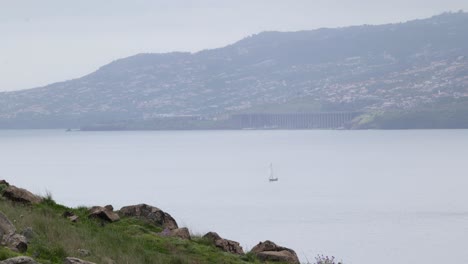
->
1, 129, 468, 264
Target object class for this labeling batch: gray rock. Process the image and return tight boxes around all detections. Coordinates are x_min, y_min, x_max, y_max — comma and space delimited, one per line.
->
100, 257, 115, 264
88, 206, 120, 222
170, 227, 191, 240
119, 204, 178, 230
0, 212, 27, 252
250, 240, 299, 264
0, 211, 16, 240
21, 227, 34, 241
77, 248, 91, 257
68, 215, 79, 223
202, 232, 244, 255
62, 211, 75, 218
63, 258, 96, 264
6, 233, 28, 252
104, 205, 114, 211
62, 211, 79, 223
0, 256, 38, 264
0, 180, 10, 186
2, 186, 42, 204
256, 251, 300, 263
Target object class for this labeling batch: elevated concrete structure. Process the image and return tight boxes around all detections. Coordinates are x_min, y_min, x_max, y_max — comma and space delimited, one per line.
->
231, 112, 362, 129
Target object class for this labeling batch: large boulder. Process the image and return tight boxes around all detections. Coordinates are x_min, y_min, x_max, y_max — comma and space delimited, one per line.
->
77, 248, 91, 257
63, 211, 79, 223
0, 256, 38, 264
88, 206, 120, 223
119, 204, 178, 230
0, 211, 16, 239
0, 180, 10, 186
0, 211, 28, 253
21, 227, 34, 242
250, 240, 299, 264
170, 227, 191, 240
5, 233, 28, 253
256, 251, 300, 263
202, 232, 244, 255
64, 257, 96, 264
2, 186, 42, 204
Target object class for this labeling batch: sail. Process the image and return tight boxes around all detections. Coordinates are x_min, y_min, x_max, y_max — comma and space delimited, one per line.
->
269, 163, 278, 182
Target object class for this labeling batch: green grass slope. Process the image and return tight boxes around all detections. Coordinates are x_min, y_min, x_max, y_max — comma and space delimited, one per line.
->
0, 196, 262, 264
353, 98, 468, 129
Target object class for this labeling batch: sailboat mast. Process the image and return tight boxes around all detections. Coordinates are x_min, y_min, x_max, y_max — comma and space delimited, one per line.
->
268, 163, 278, 182
269, 163, 273, 179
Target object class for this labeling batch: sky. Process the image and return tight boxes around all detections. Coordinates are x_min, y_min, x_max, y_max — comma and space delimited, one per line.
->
1, 0, 467, 92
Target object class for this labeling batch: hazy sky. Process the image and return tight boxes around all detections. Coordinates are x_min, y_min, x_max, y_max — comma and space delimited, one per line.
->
1, 0, 467, 92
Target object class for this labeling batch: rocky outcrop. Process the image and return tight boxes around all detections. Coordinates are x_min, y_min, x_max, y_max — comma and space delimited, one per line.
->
202, 232, 244, 255
119, 204, 178, 230
21, 227, 34, 242
5, 233, 28, 253
250, 240, 299, 264
0, 211, 28, 253
0, 211, 16, 238
63, 211, 79, 223
77, 248, 91, 257
0, 180, 10, 186
2, 186, 42, 204
64, 257, 96, 264
88, 206, 120, 223
0, 256, 38, 264
170, 227, 191, 240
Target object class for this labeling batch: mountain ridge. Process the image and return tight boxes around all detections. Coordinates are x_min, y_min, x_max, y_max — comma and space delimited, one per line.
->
1, 11, 468, 128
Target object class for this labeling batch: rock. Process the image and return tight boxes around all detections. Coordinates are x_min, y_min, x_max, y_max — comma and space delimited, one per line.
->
68, 215, 79, 223
88, 206, 120, 222
160, 227, 171, 237
0, 212, 28, 253
119, 204, 178, 230
202, 232, 244, 255
0, 256, 38, 264
100, 257, 116, 264
63, 211, 79, 223
0, 211, 16, 239
77, 249, 91, 257
21, 227, 34, 241
202, 231, 221, 241
104, 205, 114, 211
5, 233, 28, 253
0, 180, 10, 186
64, 257, 96, 264
62, 211, 74, 218
250, 240, 299, 264
256, 251, 300, 263
2, 186, 42, 204
170, 227, 191, 240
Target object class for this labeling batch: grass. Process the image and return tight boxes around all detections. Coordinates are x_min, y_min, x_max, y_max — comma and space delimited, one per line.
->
0, 196, 263, 264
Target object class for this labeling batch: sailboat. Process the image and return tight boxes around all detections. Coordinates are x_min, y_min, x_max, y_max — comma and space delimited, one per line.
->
268, 163, 278, 182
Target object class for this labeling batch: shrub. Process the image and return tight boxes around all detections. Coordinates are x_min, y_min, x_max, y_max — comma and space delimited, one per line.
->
42, 190, 56, 206
314, 255, 343, 264
0, 183, 8, 195
0, 247, 20, 260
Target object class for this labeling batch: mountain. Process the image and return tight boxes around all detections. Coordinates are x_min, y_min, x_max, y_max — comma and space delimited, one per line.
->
1, 12, 468, 128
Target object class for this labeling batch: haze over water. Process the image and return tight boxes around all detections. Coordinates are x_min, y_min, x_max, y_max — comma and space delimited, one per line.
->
2, 129, 468, 264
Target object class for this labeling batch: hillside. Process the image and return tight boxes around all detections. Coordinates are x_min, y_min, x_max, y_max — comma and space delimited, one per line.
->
1, 12, 468, 128
0, 181, 301, 264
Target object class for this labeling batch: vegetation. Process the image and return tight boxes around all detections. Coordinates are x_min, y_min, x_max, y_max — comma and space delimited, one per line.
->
1, 12, 468, 129
0, 195, 263, 264
312, 255, 342, 264
355, 97, 468, 129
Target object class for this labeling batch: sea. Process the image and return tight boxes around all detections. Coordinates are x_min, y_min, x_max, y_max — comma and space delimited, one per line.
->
1, 129, 468, 264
